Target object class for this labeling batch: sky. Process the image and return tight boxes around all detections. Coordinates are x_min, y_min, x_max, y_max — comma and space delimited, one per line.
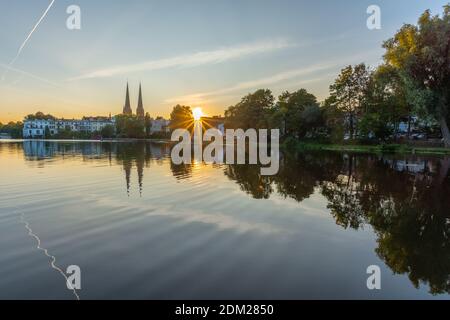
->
0, 0, 448, 123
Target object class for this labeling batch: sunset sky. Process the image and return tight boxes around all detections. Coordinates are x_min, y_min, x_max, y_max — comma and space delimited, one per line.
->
0, 0, 448, 123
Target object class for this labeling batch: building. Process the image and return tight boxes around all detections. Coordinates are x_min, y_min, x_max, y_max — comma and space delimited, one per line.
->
23, 116, 115, 138
120, 82, 173, 134
82, 116, 115, 133
202, 116, 225, 135
122, 82, 145, 118
123, 82, 132, 115
150, 117, 171, 134
22, 83, 173, 138
136, 83, 145, 118
23, 118, 56, 138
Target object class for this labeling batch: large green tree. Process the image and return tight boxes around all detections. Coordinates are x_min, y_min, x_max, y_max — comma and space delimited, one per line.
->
329, 64, 371, 139
274, 89, 321, 138
170, 105, 193, 130
359, 65, 411, 141
115, 114, 145, 138
383, 5, 450, 147
224, 89, 274, 130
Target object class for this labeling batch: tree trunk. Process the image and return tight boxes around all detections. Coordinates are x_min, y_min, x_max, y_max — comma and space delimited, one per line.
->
439, 116, 450, 148
349, 113, 354, 140
407, 115, 412, 139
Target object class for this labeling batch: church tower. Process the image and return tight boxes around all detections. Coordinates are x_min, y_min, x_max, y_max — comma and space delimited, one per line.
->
123, 82, 132, 115
136, 83, 145, 118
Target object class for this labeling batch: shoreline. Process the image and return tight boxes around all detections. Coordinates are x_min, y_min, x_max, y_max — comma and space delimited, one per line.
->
2, 138, 450, 155
288, 142, 450, 155
0, 138, 174, 144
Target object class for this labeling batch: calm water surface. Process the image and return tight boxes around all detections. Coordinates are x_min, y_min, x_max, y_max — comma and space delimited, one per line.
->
0, 140, 449, 299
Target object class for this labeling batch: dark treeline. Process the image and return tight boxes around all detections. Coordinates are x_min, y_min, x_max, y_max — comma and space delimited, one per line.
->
114, 113, 167, 139
0, 121, 23, 138
223, 5, 450, 147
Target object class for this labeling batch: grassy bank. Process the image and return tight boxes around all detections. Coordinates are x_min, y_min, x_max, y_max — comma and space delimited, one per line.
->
286, 141, 450, 155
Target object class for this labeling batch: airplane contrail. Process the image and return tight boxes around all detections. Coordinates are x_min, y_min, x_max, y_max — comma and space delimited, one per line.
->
2, 0, 56, 80
0, 63, 59, 87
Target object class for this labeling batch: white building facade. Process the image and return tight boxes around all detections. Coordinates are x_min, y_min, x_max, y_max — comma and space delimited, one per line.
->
23, 117, 115, 138
150, 118, 171, 134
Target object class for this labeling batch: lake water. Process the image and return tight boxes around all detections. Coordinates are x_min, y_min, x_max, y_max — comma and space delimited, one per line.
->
0, 140, 449, 299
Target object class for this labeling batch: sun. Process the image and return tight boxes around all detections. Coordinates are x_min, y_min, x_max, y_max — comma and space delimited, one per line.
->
193, 107, 203, 121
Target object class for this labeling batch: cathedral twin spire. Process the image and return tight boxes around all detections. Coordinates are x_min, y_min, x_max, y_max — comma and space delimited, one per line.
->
136, 84, 145, 118
123, 82, 144, 117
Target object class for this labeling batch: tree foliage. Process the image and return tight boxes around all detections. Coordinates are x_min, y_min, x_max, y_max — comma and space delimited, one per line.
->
115, 114, 145, 138
383, 4, 450, 146
170, 105, 193, 130
225, 89, 274, 130
0, 121, 23, 138
25, 112, 55, 120
101, 125, 115, 138
329, 63, 371, 139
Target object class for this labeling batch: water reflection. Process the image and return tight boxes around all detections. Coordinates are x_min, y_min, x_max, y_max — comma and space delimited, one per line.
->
16, 141, 170, 196
2, 140, 449, 295
228, 151, 450, 294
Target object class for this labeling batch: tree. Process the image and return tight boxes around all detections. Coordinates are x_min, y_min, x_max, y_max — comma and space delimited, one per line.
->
276, 89, 321, 138
144, 112, 152, 137
25, 112, 55, 120
101, 125, 115, 138
44, 126, 51, 139
170, 105, 193, 130
358, 65, 410, 141
383, 5, 450, 147
322, 95, 345, 142
0, 121, 23, 138
114, 114, 145, 138
224, 89, 274, 130
329, 64, 371, 139
55, 128, 73, 139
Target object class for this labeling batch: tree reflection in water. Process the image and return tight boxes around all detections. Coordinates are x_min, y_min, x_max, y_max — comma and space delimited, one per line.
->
226, 151, 450, 295
16, 141, 450, 295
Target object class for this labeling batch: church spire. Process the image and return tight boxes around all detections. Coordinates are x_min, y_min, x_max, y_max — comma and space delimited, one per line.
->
136, 83, 144, 118
123, 82, 132, 115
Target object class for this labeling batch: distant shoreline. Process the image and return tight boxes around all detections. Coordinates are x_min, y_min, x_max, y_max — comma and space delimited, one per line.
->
0, 138, 174, 144
2, 138, 450, 155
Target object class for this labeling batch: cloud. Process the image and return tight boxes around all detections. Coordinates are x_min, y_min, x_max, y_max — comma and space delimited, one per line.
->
164, 50, 382, 105
165, 63, 335, 104
69, 39, 295, 80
